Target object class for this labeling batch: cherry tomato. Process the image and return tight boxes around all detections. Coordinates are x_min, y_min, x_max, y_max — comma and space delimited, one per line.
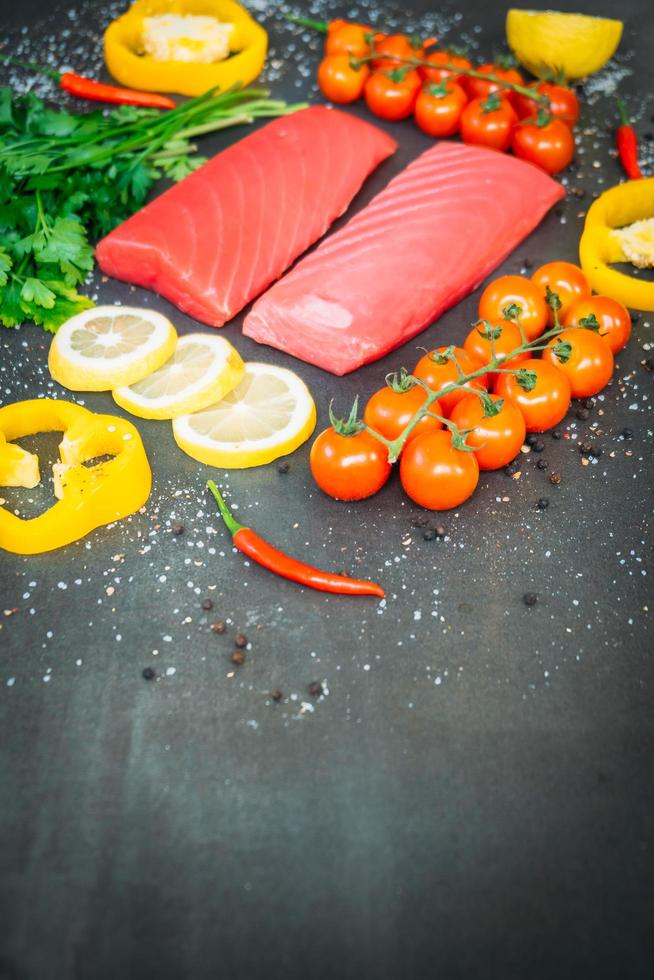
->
478, 275, 549, 341
318, 56, 369, 104
420, 49, 472, 85
373, 33, 425, 70
513, 82, 580, 127
460, 94, 518, 152
511, 117, 575, 175
414, 80, 467, 137
325, 22, 373, 59
310, 428, 391, 500
413, 346, 488, 416
463, 318, 530, 386
466, 63, 525, 102
542, 328, 614, 398
449, 392, 526, 470
364, 68, 421, 120
399, 429, 479, 510
564, 295, 632, 354
494, 358, 571, 432
363, 383, 442, 446
531, 261, 591, 325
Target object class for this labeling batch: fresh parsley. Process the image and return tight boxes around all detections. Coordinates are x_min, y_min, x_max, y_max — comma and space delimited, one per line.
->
0, 86, 304, 333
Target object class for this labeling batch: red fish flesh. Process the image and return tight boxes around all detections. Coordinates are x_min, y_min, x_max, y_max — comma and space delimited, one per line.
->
243, 142, 566, 375
95, 107, 397, 326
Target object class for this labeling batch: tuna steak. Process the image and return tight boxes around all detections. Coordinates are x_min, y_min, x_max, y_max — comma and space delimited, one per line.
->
95, 107, 397, 326
243, 142, 566, 375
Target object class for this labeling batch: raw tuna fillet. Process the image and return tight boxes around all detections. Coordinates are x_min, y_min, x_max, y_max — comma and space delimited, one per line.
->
95, 107, 396, 326
243, 142, 566, 375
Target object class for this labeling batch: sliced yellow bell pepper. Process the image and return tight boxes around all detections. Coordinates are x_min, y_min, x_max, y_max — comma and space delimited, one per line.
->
0, 400, 151, 555
104, 0, 268, 97
579, 177, 654, 311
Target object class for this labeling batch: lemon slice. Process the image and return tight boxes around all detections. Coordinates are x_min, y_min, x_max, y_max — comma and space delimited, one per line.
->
506, 9, 623, 79
48, 306, 177, 392
112, 334, 245, 420
172, 362, 316, 469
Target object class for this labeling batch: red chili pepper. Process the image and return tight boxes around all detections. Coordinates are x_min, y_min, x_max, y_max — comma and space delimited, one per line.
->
207, 481, 385, 598
615, 97, 643, 179
0, 54, 176, 110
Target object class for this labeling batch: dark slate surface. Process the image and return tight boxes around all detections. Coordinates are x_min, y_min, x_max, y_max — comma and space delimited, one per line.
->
1, 0, 653, 977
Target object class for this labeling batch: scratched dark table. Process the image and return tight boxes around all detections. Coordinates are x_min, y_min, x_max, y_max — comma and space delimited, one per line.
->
1, 0, 653, 977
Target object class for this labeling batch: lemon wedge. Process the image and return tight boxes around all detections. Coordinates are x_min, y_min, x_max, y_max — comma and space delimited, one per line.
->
172, 362, 316, 469
506, 9, 623, 79
112, 334, 244, 420
49, 306, 177, 392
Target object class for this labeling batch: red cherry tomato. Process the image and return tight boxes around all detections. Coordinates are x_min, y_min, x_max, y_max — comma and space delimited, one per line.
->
531, 261, 591, 325
413, 346, 488, 416
399, 429, 479, 510
420, 49, 472, 85
463, 318, 530, 386
318, 55, 369, 104
460, 93, 518, 152
414, 80, 467, 137
478, 274, 549, 341
466, 63, 525, 101
564, 296, 632, 354
363, 382, 442, 446
325, 22, 373, 59
494, 358, 571, 432
542, 328, 614, 398
449, 392, 526, 470
513, 82, 580, 127
364, 68, 421, 120
373, 33, 425, 70
511, 116, 575, 175
310, 428, 391, 500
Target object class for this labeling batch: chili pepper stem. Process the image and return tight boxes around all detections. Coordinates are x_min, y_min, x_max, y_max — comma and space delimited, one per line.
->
615, 96, 630, 127
285, 14, 329, 32
207, 481, 245, 537
0, 53, 61, 81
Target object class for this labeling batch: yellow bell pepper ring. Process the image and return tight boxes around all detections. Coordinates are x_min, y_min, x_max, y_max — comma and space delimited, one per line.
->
0, 400, 151, 555
104, 0, 268, 97
579, 177, 654, 312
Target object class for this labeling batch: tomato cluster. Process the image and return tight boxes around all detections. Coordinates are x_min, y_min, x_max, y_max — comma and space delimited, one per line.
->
316, 23, 579, 175
310, 262, 631, 511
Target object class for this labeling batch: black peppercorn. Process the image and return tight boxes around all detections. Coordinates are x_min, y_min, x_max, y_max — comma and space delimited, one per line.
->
278, 461, 290, 474
552, 429, 562, 440
621, 428, 633, 440
526, 434, 539, 446
536, 459, 548, 470
172, 523, 185, 536
423, 529, 437, 541
142, 667, 156, 680
201, 598, 213, 611
533, 441, 545, 453
234, 632, 247, 648
537, 497, 549, 510
523, 592, 538, 607
308, 681, 323, 698
270, 688, 283, 702
576, 408, 590, 421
